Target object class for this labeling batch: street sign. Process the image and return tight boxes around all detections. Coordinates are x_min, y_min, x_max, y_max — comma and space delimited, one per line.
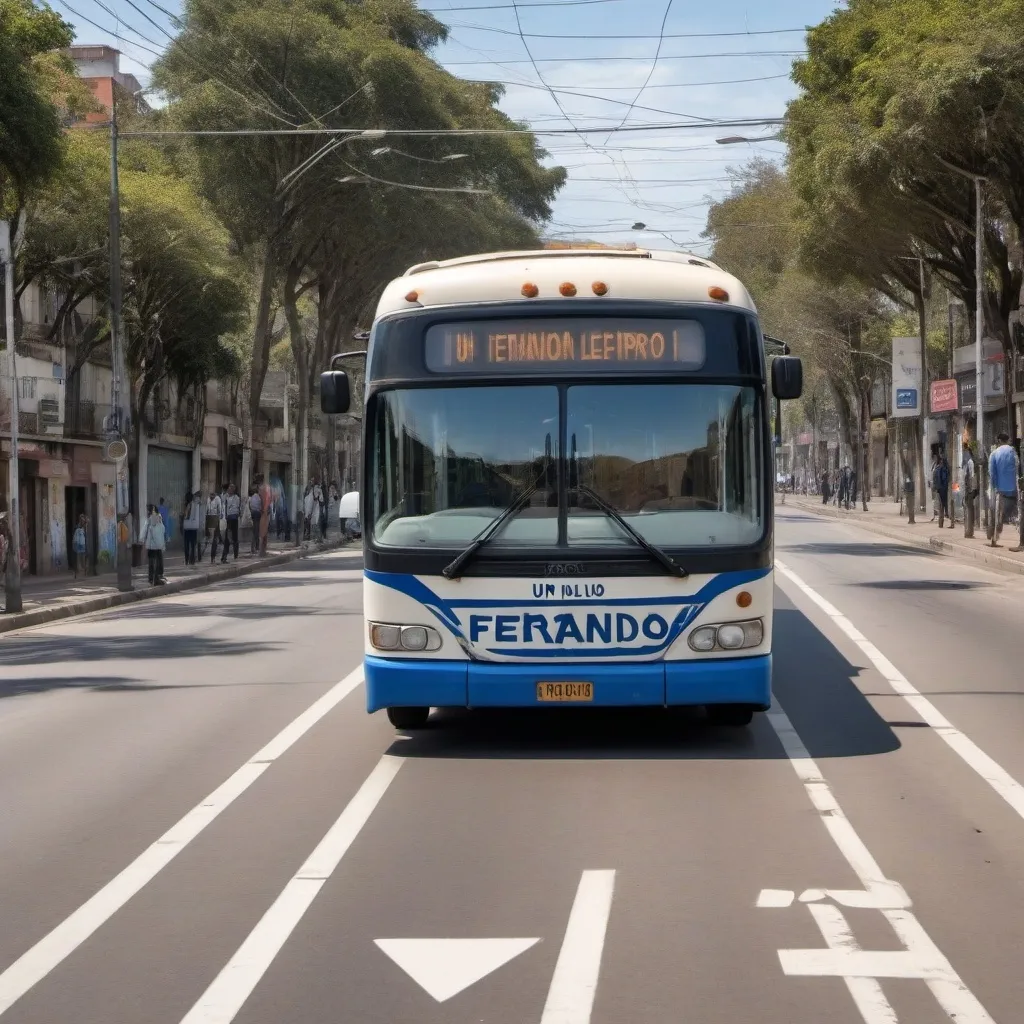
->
895, 388, 917, 410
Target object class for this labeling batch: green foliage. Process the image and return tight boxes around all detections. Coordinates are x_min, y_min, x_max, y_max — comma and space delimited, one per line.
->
786, 0, 1024, 343
19, 130, 245, 408
0, 0, 90, 209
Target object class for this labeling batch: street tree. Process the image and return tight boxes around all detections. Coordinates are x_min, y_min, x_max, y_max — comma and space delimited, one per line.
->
786, 0, 1024, 447
154, 0, 564, 495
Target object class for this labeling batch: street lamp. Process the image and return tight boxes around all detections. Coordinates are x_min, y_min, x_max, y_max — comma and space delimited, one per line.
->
370, 147, 469, 163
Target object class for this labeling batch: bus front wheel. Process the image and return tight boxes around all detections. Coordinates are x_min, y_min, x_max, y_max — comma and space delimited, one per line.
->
386, 706, 431, 730
705, 704, 756, 727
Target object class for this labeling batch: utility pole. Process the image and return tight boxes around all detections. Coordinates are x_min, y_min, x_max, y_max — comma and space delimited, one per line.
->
1, 220, 22, 612
917, 257, 930, 512
109, 112, 133, 591
973, 177, 988, 538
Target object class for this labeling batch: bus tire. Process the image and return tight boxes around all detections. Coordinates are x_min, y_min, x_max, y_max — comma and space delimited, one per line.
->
705, 704, 756, 727
387, 706, 431, 730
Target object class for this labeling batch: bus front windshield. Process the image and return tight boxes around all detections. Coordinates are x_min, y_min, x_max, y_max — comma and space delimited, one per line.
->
371, 383, 764, 551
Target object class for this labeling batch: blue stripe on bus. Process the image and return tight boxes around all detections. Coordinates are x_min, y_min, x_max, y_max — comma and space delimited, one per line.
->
364, 654, 771, 711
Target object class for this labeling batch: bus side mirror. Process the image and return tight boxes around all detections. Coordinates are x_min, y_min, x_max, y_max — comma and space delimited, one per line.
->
771, 356, 803, 400
320, 370, 351, 414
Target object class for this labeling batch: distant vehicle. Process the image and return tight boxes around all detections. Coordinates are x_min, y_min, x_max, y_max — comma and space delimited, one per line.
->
338, 491, 360, 540
320, 246, 802, 731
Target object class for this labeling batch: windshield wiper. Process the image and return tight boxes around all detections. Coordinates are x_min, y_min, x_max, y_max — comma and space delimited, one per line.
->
574, 482, 688, 578
442, 470, 547, 580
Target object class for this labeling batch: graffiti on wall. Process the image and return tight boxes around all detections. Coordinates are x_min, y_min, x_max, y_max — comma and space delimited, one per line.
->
97, 483, 116, 568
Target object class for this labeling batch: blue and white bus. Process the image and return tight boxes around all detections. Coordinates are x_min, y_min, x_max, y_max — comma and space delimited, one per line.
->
321, 247, 802, 730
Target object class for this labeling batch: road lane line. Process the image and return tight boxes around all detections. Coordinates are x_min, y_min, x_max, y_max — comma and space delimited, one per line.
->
0, 666, 364, 1017
766, 700, 995, 1023
805, 904, 898, 1024
776, 557, 1024, 823
540, 869, 615, 1024
178, 754, 403, 1024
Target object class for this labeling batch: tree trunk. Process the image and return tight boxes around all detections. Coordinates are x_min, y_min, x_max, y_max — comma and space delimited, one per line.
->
284, 263, 310, 507
245, 245, 278, 497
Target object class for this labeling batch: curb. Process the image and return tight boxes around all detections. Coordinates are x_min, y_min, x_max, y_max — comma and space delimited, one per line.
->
0, 541, 361, 635
785, 499, 1024, 578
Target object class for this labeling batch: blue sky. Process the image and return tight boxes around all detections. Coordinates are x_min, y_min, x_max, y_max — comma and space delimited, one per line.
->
56, 0, 840, 253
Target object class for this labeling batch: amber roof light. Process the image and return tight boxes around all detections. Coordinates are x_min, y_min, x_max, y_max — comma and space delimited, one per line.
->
708, 285, 729, 302
559, 282, 577, 296
592, 281, 608, 296
522, 282, 539, 298
405, 290, 419, 302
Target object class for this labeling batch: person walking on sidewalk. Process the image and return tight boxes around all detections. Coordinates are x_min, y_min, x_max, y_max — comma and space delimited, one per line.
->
248, 484, 262, 555
141, 505, 167, 585
222, 484, 241, 562
206, 488, 224, 563
932, 452, 951, 528
182, 491, 201, 565
72, 514, 89, 579
258, 474, 271, 556
989, 433, 1019, 543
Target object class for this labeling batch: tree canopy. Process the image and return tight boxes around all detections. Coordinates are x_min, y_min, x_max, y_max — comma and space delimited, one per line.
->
0, 0, 92, 212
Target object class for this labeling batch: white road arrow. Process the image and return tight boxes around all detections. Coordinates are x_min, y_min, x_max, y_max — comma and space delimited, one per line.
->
374, 937, 540, 1002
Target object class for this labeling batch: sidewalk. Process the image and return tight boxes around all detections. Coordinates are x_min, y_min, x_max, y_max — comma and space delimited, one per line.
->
0, 534, 360, 633
783, 493, 1024, 577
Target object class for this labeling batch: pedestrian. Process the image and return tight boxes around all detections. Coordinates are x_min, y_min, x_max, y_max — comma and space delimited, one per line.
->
206, 488, 224, 563
258, 474, 271, 556
932, 452, 950, 528
248, 483, 262, 555
72, 514, 88, 579
141, 505, 167, 585
158, 496, 170, 542
988, 432, 1019, 544
222, 483, 241, 561
821, 469, 830, 504
182, 490, 201, 565
962, 441, 977, 530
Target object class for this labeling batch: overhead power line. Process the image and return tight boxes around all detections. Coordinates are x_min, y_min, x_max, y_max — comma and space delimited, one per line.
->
444, 21, 807, 39
469, 73, 791, 92
120, 116, 785, 137
444, 51, 805, 65
604, 0, 675, 140
425, 0, 625, 8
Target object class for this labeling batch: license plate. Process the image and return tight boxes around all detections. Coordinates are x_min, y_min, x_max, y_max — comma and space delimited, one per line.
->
536, 682, 594, 702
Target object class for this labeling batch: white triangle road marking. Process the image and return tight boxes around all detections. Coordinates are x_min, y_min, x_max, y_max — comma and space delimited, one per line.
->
374, 937, 541, 1002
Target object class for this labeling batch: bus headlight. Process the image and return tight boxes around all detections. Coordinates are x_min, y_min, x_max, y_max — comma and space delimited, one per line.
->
687, 619, 764, 653
716, 624, 746, 649
689, 626, 718, 652
369, 622, 443, 652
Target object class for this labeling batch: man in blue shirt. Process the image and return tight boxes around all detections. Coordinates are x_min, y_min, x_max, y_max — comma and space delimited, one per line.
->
988, 433, 1019, 543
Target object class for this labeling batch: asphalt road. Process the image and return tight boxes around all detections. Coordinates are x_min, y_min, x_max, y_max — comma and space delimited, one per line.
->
1, 514, 1023, 1024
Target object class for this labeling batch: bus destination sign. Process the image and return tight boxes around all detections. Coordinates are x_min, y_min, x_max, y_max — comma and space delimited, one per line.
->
424, 318, 706, 374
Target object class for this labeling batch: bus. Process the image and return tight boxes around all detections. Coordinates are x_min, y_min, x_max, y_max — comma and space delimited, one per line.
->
320, 247, 802, 730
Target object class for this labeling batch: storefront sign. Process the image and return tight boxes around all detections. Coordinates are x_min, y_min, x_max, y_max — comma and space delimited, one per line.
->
930, 379, 958, 413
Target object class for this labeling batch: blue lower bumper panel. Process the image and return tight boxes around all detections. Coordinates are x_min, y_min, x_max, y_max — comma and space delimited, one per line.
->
364, 654, 771, 712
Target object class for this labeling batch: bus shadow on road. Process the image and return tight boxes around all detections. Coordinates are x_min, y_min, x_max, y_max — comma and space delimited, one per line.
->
782, 540, 938, 558
390, 601, 900, 762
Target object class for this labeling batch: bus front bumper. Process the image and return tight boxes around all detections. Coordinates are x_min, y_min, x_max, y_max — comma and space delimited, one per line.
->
364, 655, 771, 711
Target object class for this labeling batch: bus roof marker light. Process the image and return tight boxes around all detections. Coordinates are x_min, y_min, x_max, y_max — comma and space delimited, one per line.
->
559, 282, 577, 297
736, 591, 752, 608
708, 286, 729, 302
405, 290, 420, 303
522, 282, 539, 298
592, 281, 608, 296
